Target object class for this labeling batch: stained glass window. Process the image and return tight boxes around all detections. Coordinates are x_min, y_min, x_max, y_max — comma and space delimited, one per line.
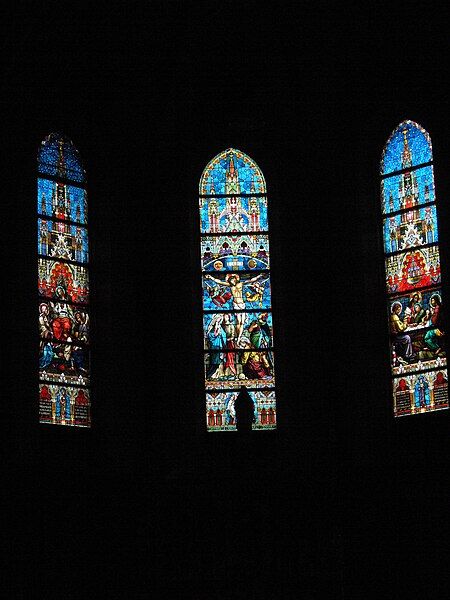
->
38, 133, 91, 427
381, 121, 448, 416
199, 149, 276, 431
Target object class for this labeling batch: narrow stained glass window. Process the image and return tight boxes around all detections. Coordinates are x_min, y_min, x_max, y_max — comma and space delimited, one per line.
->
199, 149, 276, 431
38, 133, 91, 426
381, 121, 448, 416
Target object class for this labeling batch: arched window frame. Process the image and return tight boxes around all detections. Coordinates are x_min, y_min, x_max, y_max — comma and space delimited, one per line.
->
199, 148, 276, 431
37, 133, 91, 427
381, 120, 448, 416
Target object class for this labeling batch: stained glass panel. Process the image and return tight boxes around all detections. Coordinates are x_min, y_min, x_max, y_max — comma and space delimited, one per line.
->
381, 165, 435, 214
203, 311, 273, 350
38, 133, 85, 183
204, 350, 275, 389
388, 288, 442, 332
206, 389, 276, 431
381, 121, 432, 175
202, 272, 272, 311
382, 205, 438, 253
389, 328, 446, 375
38, 178, 87, 224
38, 219, 89, 263
199, 149, 266, 195
201, 234, 269, 271
393, 370, 449, 417
39, 301, 89, 344
39, 384, 90, 427
39, 341, 90, 386
385, 246, 441, 294
38, 258, 89, 304
199, 195, 268, 234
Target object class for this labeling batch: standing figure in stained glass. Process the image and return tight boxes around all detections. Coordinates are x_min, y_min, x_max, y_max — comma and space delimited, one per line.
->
425, 207, 434, 243
424, 294, 444, 355
39, 303, 54, 369
247, 313, 271, 349
39, 304, 53, 343
414, 375, 430, 408
389, 217, 398, 252
205, 314, 226, 379
74, 227, 83, 262
74, 311, 89, 344
39, 220, 50, 255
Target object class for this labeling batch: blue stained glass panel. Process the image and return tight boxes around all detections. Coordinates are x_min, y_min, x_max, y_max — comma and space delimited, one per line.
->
39, 383, 90, 426
38, 258, 89, 304
381, 121, 432, 175
203, 311, 273, 350
38, 133, 85, 183
38, 178, 87, 224
200, 148, 266, 195
381, 165, 435, 214
382, 205, 438, 253
38, 219, 89, 263
199, 195, 268, 234
202, 272, 272, 311
206, 389, 276, 431
201, 234, 269, 271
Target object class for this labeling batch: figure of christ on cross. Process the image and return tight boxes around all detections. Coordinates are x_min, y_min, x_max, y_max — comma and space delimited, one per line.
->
205, 273, 264, 344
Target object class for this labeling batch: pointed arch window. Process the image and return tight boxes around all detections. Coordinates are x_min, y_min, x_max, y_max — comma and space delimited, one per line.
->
38, 133, 91, 427
381, 121, 448, 416
199, 149, 276, 431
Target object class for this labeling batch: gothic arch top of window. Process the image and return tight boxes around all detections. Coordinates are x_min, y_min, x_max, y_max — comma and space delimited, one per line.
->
199, 148, 266, 196
381, 120, 432, 176
38, 132, 86, 183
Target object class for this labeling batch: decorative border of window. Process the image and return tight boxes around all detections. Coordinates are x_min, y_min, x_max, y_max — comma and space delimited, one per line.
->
381, 121, 448, 416
38, 133, 91, 427
199, 149, 276, 431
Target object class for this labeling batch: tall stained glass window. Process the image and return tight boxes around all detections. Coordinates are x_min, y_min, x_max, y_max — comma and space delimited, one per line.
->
199, 149, 276, 431
381, 121, 448, 416
38, 133, 91, 426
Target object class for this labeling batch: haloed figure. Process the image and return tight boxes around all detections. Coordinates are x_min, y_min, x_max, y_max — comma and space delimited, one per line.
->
424, 294, 444, 355
205, 314, 226, 379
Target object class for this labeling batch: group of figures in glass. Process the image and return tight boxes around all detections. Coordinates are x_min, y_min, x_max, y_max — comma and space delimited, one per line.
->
38, 134, 91, 427
200, 150, 276, 431
382, 121, 448, 416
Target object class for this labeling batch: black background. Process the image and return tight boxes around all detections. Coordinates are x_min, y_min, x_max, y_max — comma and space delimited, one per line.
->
2, 2, 450, 598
